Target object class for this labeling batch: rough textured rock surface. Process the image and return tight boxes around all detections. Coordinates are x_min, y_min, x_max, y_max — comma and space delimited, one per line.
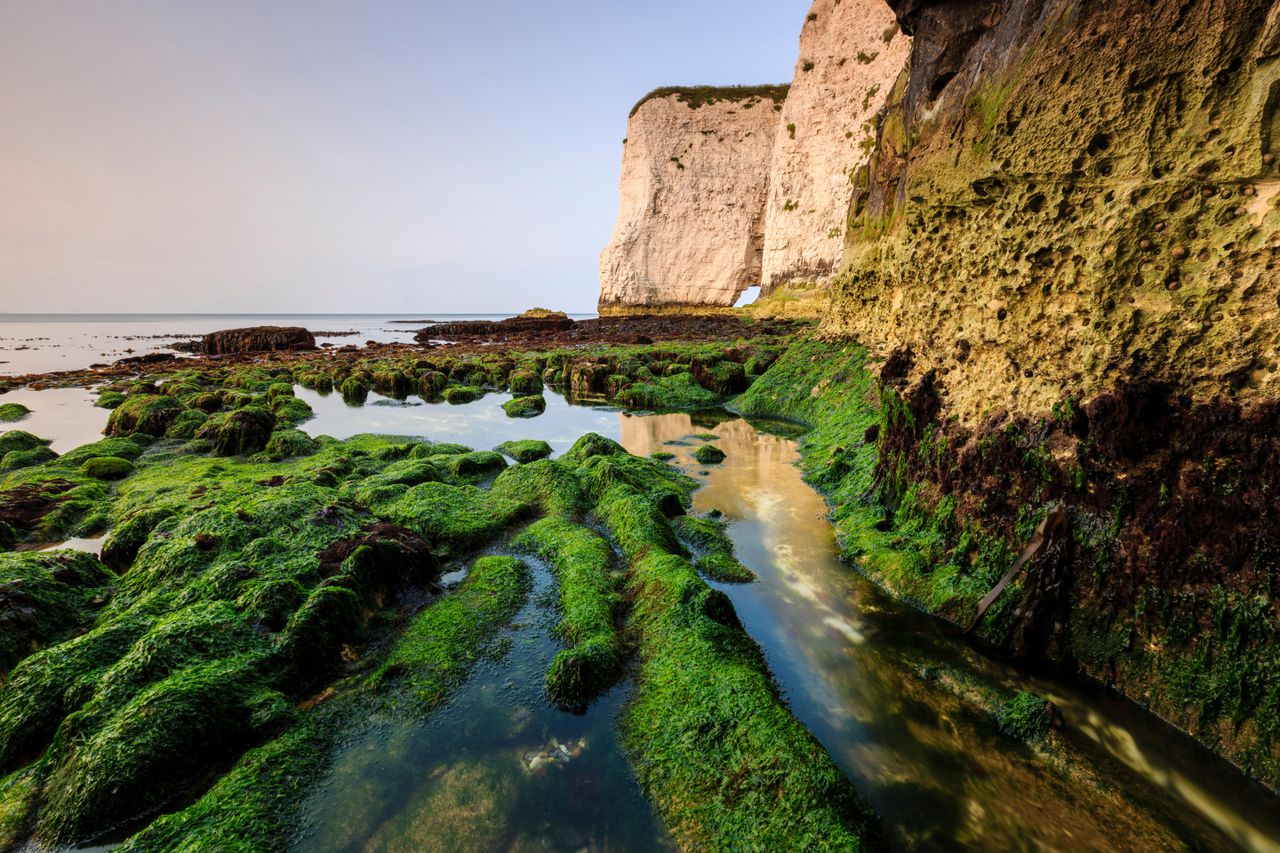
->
821, 0, 1280, 790
761, 0, 910, 292
202, 327, 315, 355
834, 0, 1280, 421
598, 89, 786, 312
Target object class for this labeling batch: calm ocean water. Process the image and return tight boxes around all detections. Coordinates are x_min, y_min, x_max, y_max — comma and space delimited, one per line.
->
0, 313, 596, 377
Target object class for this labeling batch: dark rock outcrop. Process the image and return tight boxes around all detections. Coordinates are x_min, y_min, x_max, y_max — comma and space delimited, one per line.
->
202, 327, 315, 355
414, 315, 575, 343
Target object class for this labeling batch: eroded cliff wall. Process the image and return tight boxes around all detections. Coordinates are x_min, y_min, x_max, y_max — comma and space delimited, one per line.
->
761, 0, 910, 292
598, 88, 786, 312
827, 0, 1280, 788
837, 0, 1280, 420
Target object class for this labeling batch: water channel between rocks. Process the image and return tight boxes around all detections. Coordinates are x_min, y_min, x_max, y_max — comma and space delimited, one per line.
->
10, 384, 1280, 852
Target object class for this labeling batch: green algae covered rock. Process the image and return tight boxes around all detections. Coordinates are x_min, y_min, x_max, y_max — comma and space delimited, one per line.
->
675, 514, 753, 582
513, 518, 621, 708
372, 554, 527, 705
0, 404, 30, 424
192, 392, 222, 413
0, 431, 49, 458
106, 395, 183, 437
502, 394, 546, 418
35, 652, 274, 844
495, 439, 552, 463
93, 390, 126, 410
376, 482, 528, 554
442, 384, 483, 404
262, 429, 319, 460
695, 551, 755, 583
614, 372, 720, 410
508, 369, 543, 395
164, 409, 209, 440
0, 550, 112, 674
100, 507, 177, 571
997, 691, 1053, 743
692, 444, 726, 464
80, 456, 135, 481
1, 446, 57, 472
361, 457, 441, 489
490, 459, 585, 518
562, 432, 627, 465
339, 377, 368, 406
270, 396, 314, 428
438, 450, 507, 482
691, 357, 747, 396
200, 407, 276, 457
419, 370, 448, 398
60, 436, 148, 467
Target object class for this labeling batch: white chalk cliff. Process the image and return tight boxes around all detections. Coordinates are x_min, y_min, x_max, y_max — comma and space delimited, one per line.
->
598, 1, 910, 312
762, 0, 910, 292
598, 89, 785, 311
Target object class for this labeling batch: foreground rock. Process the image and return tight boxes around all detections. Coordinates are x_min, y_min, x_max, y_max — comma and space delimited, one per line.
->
202, 326, 315, 355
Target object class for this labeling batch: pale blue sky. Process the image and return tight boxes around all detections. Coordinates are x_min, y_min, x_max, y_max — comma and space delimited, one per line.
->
0, 1, 808, 313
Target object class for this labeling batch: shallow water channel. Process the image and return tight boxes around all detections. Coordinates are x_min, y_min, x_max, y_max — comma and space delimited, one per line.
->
9, 384, 1280, 851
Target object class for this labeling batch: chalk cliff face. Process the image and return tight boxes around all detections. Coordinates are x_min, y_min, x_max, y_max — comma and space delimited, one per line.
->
761, 0, 909, 292
598, 89, 786, 312
836, 0, 1280, 421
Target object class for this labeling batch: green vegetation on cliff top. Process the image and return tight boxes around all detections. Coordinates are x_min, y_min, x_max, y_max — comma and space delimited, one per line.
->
630, 84, 791, 117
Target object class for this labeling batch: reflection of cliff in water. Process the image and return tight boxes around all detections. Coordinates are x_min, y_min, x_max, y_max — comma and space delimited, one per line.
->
617, 410, 1280, 852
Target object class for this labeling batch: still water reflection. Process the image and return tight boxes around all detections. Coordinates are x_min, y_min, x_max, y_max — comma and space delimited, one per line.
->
624, 413, 1280, 852
295, 558, 671, 852
293, 391, 1280, 851
41, 387, 1254, 851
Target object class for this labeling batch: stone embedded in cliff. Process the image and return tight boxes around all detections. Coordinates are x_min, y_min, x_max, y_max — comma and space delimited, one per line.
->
598, 86, 788, 313
761, 0, 910, 293
201, 326, 316, 355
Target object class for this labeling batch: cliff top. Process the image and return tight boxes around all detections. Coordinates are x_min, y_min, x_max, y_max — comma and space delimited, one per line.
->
629, 84, 790, 118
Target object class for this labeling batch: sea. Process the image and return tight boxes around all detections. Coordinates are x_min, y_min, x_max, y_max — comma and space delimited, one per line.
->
0, 313, 597, 377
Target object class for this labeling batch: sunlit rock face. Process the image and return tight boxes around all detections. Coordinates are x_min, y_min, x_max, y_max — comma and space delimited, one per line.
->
761, 0, 910, 293
597, 1, 911, 313
598, 89, 786, 313
834, 0, 1280, 420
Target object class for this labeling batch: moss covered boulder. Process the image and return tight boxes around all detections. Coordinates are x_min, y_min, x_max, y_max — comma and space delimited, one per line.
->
262, 429, 319, 460
693, 444, 726, 464
442, 385, 483, 405
495, 439, 552, 464
0, 550, 112, 673
339, 377, 369, 406
508, 369, 543, 395
106, 395, 183, 437
0, 431, 50, 459
200, 407, 277, 457
502, 394, 546, 418
1, 447, 57, 472
80, 456, 135, 481
0, 404, 30, 424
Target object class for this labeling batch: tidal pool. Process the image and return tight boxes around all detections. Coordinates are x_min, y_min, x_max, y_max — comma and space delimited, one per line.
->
294, 557, 671, 853
0, 387, 108, 453
297, 390, 1280, 852
6, 384, 1278, 850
